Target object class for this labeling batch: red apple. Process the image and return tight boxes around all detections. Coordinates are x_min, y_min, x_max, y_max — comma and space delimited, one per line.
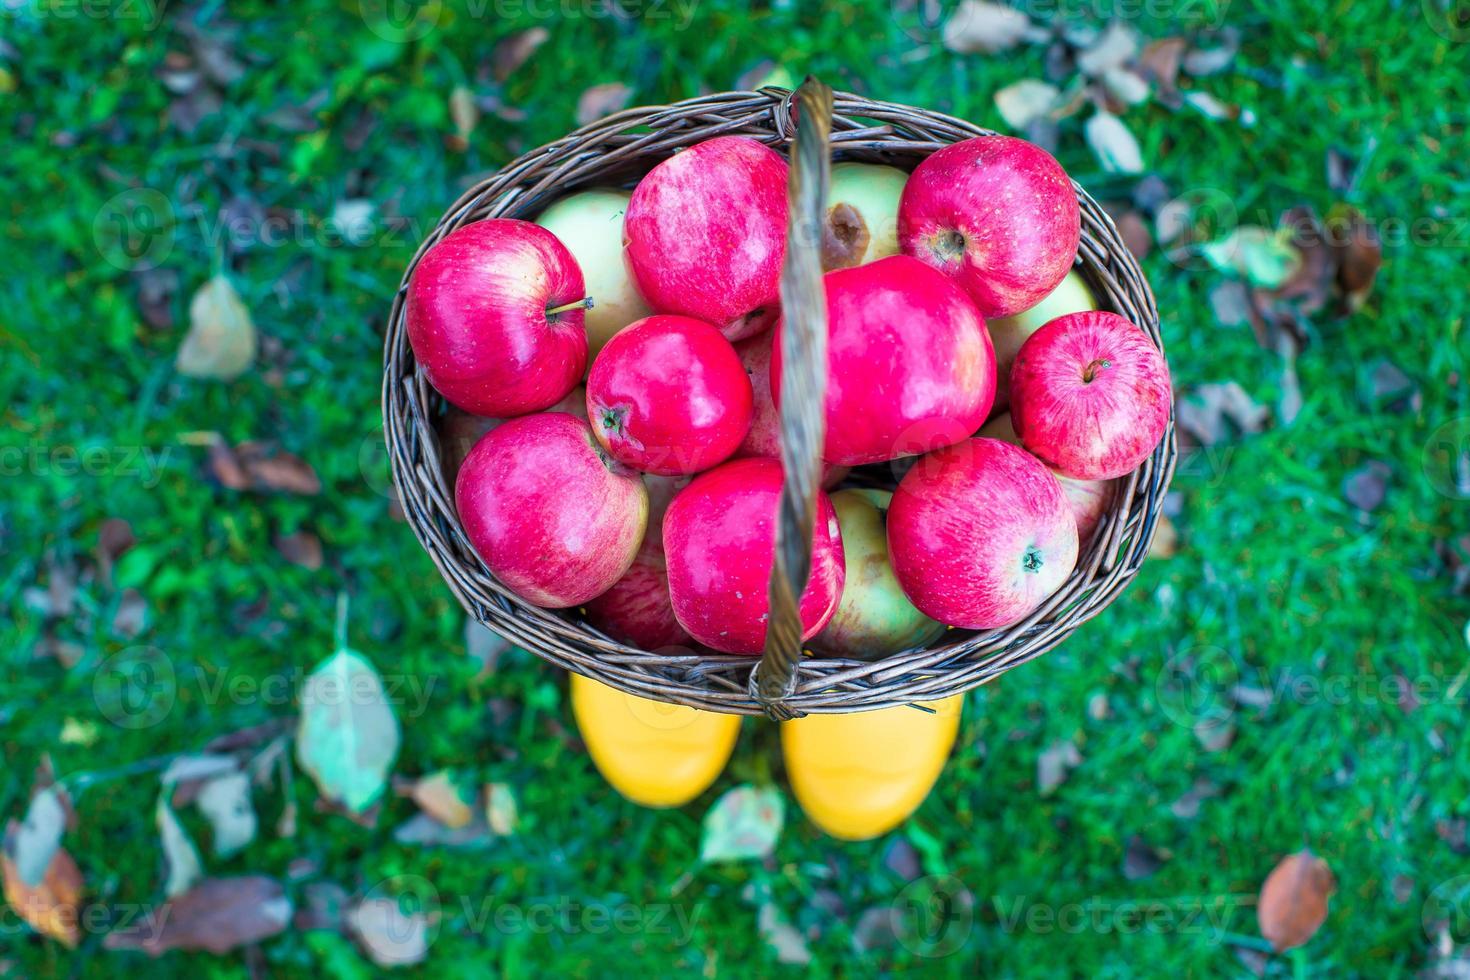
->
977, 412, 1115, 543
772, 255, 995, 466
897, 136, 1080, 319
1010, 311, 1172, 481
888, 438, 1078, 630
623, 136, 788, 341
663, 457, 845, 654
583, 475, 692, 649
585, 315, 753, 475
407, 219, 588, 416
456, 413, 647, 608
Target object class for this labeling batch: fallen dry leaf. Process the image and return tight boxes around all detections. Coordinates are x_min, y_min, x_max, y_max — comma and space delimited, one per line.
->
347, 897, 431, 968
407, 771, 474, 829
2, 821, 83, 946
1148, 515, 1178, 559
941, 0, 1035, 54
104, 876, 292, 956
274, 530, 323, 570
1112, 209, 1152, 260
1137, 37, 1187, 101
1343, 460, 1391, 512
96, 518, 135, 588
207, 439, 321, 495
576, 83, 633, 126
1084, 111, 1144, 174
177, 274, 257, 381
1075, 21, 1139, 77
1257, 850, 1336, 952
492, 27, 549, 82
1182, 28, 1241, 77
485, 782, 519, 836
449, 85, 478, 150
1037, 739, 1082, 795
993, 79, 1059, 130
1100, 67, 1150, 108
1176, 382, 1269, 446
1327, 206, 1383, 310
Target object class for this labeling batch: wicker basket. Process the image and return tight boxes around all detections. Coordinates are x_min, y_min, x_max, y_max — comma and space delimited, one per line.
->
382, 77, 1177, 718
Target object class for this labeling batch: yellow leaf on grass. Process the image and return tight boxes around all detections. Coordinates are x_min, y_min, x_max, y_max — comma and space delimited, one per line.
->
177, 274, 256, 380
2, 825, 83, 947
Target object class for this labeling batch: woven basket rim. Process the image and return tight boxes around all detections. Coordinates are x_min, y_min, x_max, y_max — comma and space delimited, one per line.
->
381, 84, 1177, 716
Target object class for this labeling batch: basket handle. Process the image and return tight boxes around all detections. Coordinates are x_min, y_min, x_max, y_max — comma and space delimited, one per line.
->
751, 76, 833, 720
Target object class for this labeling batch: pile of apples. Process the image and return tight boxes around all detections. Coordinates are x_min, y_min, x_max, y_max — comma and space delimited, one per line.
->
408, 133, 1171, 660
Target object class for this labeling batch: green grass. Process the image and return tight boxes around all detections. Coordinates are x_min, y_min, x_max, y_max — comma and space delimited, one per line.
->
2, 0, 1468, 976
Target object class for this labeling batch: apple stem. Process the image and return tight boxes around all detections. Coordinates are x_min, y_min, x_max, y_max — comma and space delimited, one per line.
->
1022, 546, 1044, 573
546, 296, 595, 318
1082, 358, 1112, 383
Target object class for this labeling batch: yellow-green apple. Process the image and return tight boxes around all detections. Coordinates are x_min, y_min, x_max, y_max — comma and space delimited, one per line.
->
535, 189, 653, 363
623, 136, 787, 341
889, 438, 1078, 629
455, 413, 647, 608
772, 255, 995, 466
988, 270, 1096, 412
586, 315, 752, 475
821, 162, 908, 271
810, 489, 945, 659
663, 457, 844, 654
583, 475, 692, 649
978, 412, 1114, 543
898, 136, 1080, 318
1010, 311, 1172, 480
407, 218, 588, 416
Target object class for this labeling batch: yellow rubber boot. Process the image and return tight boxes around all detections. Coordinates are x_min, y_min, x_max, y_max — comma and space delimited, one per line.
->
570, 672, 740, 808
782, 695, 963, 840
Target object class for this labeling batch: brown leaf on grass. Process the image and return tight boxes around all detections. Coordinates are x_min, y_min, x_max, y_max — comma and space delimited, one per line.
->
206, 440, 321, 495
1123, 836, 1167, 880
1112, 209, 1152, 260
492, 27, 549, 82
1169, 778, 1221, 818
274, 531, 323, 570
400, 771, 474, 829
449, 85, 478, 150
1343, 461, 1390, 512
1327, 206, 1383, 311
1257, 850, 1336, 952
104, 876, 292, 956
941, 0, 1036, 53
96, 518, 135, 588
111, 588, 149, 639
135, 268, 178, 330
1037, 740, 1082, 795
1137, 37, 1187, 101
1176, 382, 1269, 446
2, 822, 83, 947
1148, 515, 1178, 559
576, 83, 633, 126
